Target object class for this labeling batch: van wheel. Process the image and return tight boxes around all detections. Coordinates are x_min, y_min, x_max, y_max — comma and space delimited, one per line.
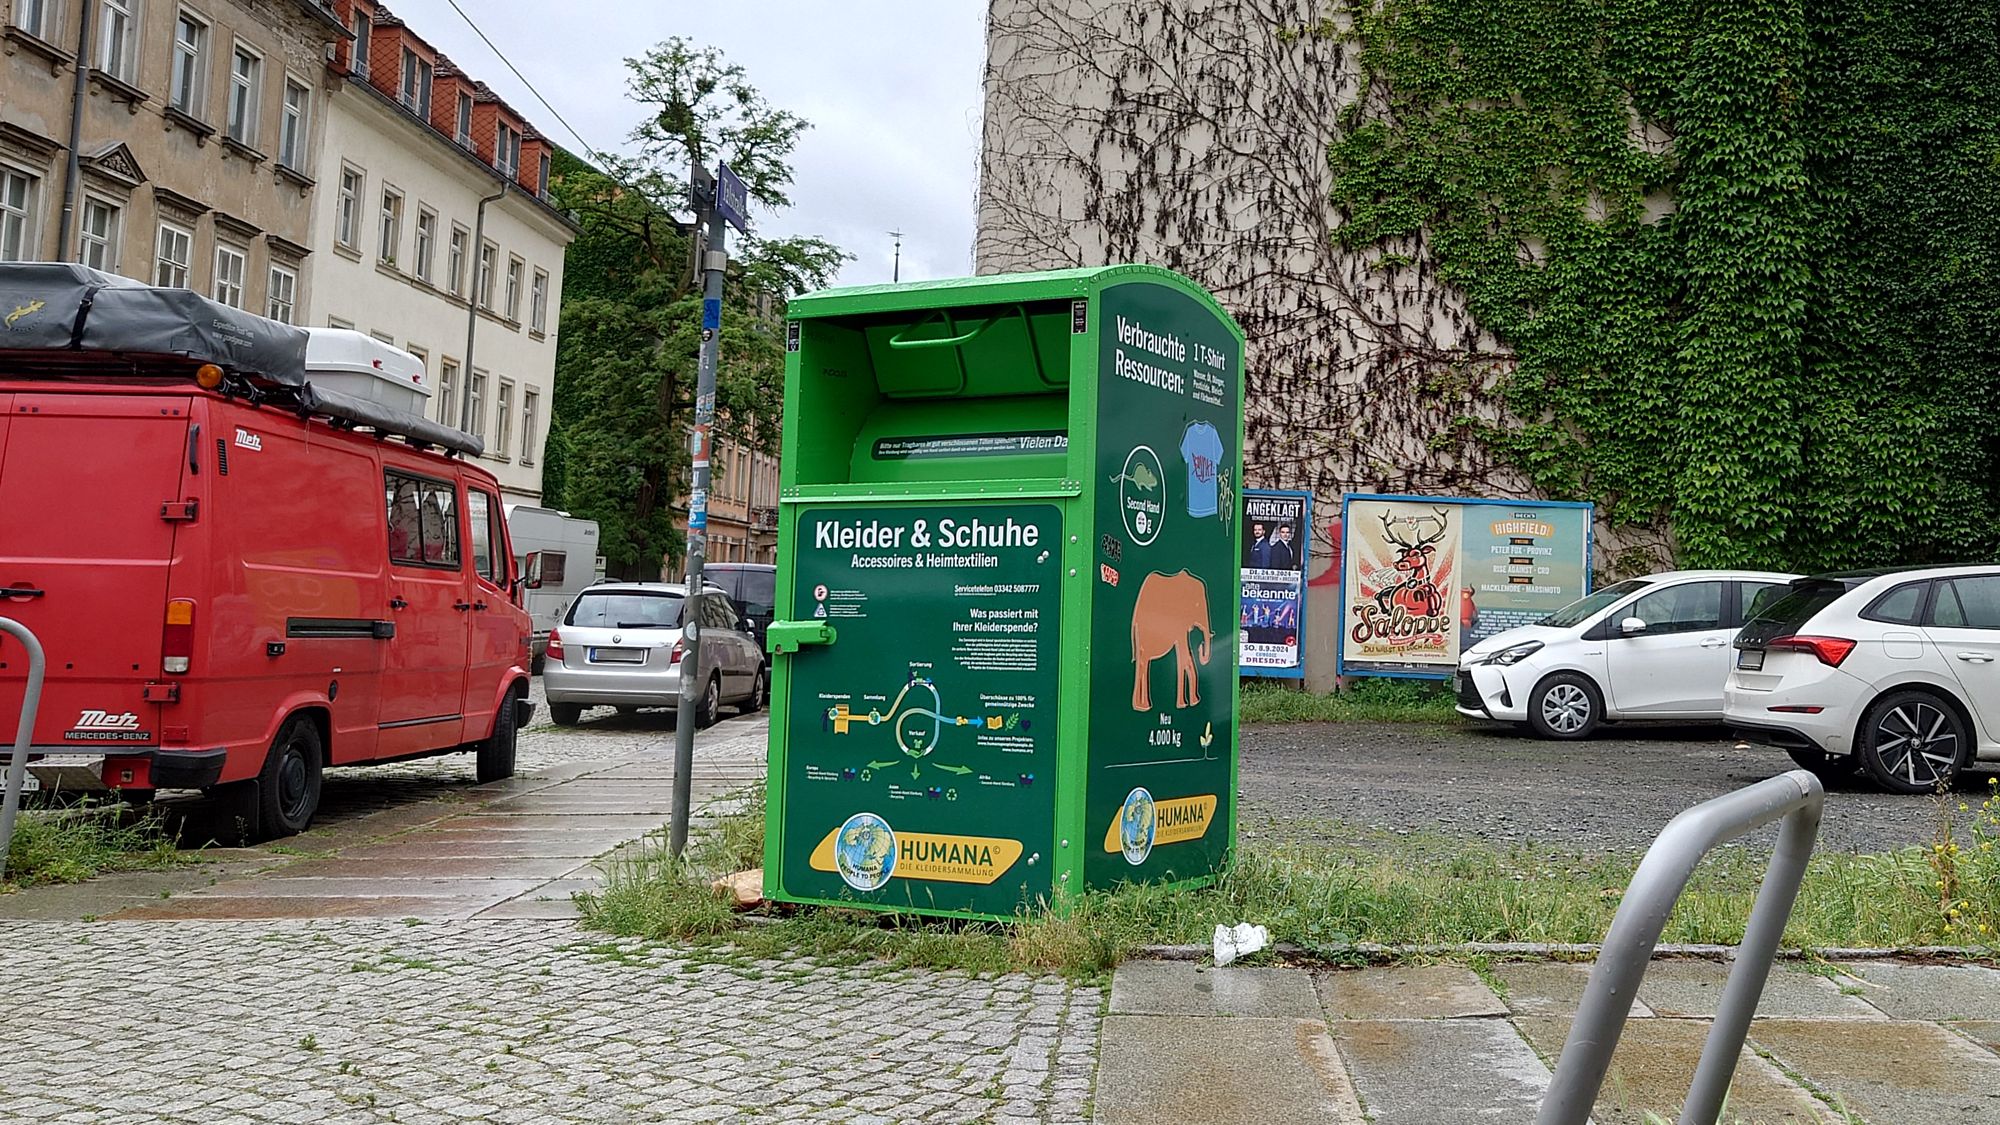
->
741, 667, 766, 715
256, 717, 323, 840
1859, 690, 1967, 794
1528, 673, 1602, 740
548, 702, 583, 727
696, 674, 722, 730
477, 689, 520, 783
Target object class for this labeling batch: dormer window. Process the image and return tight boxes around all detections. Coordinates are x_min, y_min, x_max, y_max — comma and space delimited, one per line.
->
401, 49, 433, 121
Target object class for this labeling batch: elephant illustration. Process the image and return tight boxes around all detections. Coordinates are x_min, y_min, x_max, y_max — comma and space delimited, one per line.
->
1131, 570, 1213, 711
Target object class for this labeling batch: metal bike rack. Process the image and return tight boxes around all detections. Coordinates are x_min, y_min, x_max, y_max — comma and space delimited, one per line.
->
0, 617, 47, 882
1536, 769, 1825, 1125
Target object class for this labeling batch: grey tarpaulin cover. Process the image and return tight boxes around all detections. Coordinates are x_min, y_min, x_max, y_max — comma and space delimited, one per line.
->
0, 262, 481, 456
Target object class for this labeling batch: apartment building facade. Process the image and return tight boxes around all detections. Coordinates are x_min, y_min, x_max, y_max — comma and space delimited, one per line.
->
304, 0, 575, 502
1, 0, 344, 315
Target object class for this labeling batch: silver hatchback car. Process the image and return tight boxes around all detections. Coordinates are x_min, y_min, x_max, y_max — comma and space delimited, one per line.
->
542, 582, 766, 727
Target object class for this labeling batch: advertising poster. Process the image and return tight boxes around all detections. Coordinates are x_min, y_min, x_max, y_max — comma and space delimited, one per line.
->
777, 502, 1062, 916
1085, 281, 1239, 889
1338, 494, 1593, 678
1240, 490, 1310, 677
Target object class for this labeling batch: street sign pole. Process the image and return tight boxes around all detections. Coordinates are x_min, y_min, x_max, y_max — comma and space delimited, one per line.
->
669, 161, 742, 860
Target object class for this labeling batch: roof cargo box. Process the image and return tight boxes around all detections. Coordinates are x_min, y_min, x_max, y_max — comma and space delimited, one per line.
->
304, 328, 432, 417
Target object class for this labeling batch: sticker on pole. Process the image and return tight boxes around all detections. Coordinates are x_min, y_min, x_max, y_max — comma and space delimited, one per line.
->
689, 488, 708, 530
702, 298, 722, 331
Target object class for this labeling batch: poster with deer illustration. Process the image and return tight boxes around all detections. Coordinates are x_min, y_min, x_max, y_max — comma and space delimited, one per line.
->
1337, 494, 1595, 678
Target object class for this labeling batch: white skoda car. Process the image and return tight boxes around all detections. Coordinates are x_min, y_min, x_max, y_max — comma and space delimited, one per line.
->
1725, 566, 2000, 793
1455, 570, 1799, 739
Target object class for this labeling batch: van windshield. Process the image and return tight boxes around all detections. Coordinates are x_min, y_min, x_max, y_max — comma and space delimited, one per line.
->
566, 591, 685, 630
1540, 578, 1651, 629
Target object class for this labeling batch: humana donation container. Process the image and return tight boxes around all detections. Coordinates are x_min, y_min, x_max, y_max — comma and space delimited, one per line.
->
762, 265, 1245, 920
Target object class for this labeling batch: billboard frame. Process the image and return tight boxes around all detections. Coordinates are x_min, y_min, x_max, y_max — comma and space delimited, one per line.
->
1336, 492, 1594, 681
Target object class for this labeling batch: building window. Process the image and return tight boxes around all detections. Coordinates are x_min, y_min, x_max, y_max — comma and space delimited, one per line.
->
399, 49, 432, 120
169, 10, 207, 117
521, 388, 538, 465
437, 358, 458, 426
413, 207, 436, 283
477, 242, 496, 308
279, 78, 309, 169
12, 0, 52, 39
228, 45, 261, 146
467, 370, 486, 439
504, 256, 523, 321
154, 221, 192, 287
378, 186, 401, 265
494, 379, 513, 459
495, 121, 520, 177
267, 263, 296, 323
98, 0, 136, 82
455, 90, 473, 147
0, 167, 37, 262
78, 197, 119, 271
326, 315, 353, 330
212, 242, 246, 308
349, 6, 369, 76
537, 151, 551, 199
369, 330, 394, 346
529, 268, 548, 333
447, 223, 468, 295
335, 165, 361, 248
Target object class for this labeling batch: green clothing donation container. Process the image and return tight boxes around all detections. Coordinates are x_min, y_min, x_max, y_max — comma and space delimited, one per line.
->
762, 265, 1244, 921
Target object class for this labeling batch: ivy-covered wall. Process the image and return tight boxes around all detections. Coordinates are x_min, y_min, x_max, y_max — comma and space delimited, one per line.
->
979, 0, 2000, 574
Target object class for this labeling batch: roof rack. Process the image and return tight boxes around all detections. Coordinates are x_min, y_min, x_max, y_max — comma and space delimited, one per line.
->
0, 262, 482, 457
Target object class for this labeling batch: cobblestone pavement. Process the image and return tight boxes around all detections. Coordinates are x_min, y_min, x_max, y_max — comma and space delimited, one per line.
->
0, 919, 1103, 1124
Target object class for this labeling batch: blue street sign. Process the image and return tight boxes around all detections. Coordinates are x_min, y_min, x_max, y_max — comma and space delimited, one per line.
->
715, 163, 749, 234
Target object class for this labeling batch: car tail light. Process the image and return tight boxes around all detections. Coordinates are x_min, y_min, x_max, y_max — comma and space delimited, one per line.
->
1769, 705, 1827, 714
162, 598, 195, 673
671, 639, 686, 664
546, 629, 565, 662
1767, 635, 1857, 667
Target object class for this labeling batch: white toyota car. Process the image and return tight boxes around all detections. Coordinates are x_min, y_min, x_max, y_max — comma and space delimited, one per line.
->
1455, 569, 1799, 739
1725, 566, 2000, 793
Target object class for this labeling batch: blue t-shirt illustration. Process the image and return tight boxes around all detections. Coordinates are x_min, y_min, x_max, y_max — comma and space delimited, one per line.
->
1179, 420, 1224, 518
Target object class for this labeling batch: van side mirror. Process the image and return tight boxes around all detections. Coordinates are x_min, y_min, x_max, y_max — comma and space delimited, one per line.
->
1619, 616, 1648, 636
523, 552, 543, 590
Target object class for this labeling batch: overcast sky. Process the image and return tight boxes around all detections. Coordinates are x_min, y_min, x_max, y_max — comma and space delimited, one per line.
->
385, 1, 989, 288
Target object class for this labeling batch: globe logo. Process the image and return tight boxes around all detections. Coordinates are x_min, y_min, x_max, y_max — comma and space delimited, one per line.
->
834, 811, 896, 892
1119, 787, 1156, 866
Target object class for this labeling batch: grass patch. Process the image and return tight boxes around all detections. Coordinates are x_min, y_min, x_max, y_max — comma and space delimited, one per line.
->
580, 781, 2000, 979
1241, 678, 1459, 724
1, 802, 189, 890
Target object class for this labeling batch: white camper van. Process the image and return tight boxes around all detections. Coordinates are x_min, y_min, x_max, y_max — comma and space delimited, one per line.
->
506, 505, 605, 673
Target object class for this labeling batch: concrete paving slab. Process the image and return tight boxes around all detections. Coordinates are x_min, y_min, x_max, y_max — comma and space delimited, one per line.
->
435, 813, 671, 831
330, 836, 619, 860
1751, 1018, 2000, 1122
1493, 960, 1654, 1018
1636, 960, 1885, 1020
259, 855, 587, 880
1108, 960, 1323, 1019
1094, 1015, 1364, 1125
1955, 1022, 2000, 1056
473, 895, 585, 920
1316, 965, 1508, 1020
188, 877, 551, 898
1516, 1016, 1824, 1124
1334, 1018, 1550, 1125
104, 894, 510, 919
1842, 961, 2000, 1021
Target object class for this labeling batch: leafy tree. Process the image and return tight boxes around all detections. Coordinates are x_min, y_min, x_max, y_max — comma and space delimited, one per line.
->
543, 39, 846, 578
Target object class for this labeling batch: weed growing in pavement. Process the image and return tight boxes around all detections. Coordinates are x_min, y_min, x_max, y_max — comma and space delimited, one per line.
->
578, 760, 2000, 978
0, 801, 188, 890
1240, 678, 1458, 724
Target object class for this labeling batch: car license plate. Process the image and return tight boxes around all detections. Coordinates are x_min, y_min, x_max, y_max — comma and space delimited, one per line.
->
1737, 649, 1764, 671
589, 647, 647, 664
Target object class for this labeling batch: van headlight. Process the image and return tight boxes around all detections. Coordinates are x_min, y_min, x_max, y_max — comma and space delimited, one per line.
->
1482, 641, 1544, 666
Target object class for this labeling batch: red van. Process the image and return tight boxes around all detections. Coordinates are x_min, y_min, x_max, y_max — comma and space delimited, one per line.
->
0, 264, 532, 840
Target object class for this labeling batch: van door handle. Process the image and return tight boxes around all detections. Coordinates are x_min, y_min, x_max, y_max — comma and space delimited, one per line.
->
1957, 652, 1995, 664
453, 600, 473, 611
472, 601, 488, 611
1700, 638, 1729, 648
0, 586, 45, 600
388, 596, 409, 610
